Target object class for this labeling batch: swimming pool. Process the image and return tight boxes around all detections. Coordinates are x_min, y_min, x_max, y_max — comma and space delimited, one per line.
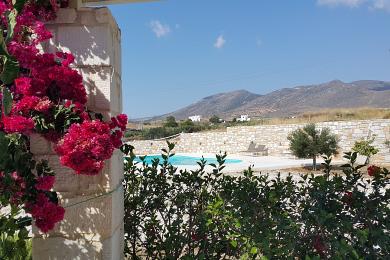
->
135, 154, 242, 166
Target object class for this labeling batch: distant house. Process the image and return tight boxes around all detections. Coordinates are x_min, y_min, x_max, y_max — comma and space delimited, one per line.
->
237, 115, 251, 122
189, 115, 201, 122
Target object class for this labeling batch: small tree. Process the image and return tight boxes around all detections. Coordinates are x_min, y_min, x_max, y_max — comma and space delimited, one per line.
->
352, 137, 379, 164
288, 124, 339, 170
164, 116, 178, 128
209, 115, 221, 124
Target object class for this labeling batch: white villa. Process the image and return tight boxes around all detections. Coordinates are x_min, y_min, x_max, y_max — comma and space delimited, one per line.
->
189, 115, 202, 122
237, 115, 251, 122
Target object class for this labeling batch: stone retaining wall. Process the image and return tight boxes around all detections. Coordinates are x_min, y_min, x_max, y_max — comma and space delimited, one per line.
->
130, 120, 390, 163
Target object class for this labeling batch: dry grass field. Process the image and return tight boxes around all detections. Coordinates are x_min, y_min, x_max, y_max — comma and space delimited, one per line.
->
256, 107, 390, 126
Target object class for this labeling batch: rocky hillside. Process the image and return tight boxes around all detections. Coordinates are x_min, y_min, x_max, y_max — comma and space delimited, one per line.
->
153, 80, 390, 120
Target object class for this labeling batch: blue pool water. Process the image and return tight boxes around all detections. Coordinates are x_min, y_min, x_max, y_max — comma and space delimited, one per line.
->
135, 155, 242, 166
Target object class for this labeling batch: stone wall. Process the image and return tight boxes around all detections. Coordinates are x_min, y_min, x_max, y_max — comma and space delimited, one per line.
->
131, 120, 390, 163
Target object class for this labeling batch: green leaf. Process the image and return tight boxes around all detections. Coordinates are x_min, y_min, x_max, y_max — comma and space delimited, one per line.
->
0, 55, 19, 84
2, 86, 13, 115
0, 131, 10, 167
5, 10, 17, 43
12, 0, 27, 13
250, 247, 258, 254
0, 30, 8, 56
17, 227, 29, 239
230, 240, 238, 248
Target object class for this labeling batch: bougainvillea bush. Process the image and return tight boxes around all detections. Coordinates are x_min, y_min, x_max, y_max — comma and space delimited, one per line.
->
122, 143, 390, 259
0, 0, 126, 257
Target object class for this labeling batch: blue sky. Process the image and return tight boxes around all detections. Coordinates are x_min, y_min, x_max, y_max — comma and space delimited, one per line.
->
109, 0, 390, 119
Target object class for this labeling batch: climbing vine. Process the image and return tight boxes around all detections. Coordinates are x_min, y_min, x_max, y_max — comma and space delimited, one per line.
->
0, 0, 127, 252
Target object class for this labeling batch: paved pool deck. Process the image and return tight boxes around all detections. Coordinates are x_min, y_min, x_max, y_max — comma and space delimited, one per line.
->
173, 153, 345, 173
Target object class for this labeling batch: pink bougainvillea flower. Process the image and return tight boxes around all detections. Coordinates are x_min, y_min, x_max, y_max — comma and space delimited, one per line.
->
27, 193, 65, 233
33, 21, 53, 42
8, 42, 39, 69
35, 97, 53, 113
14, 77, 33, 95
111, 129, 123, 148
55, 120, 117, 175
35, 176, 55, 191
56, 52, 75, 66
3, 115, 35, 134
110, 114, 128, 131
13, 96, 40, 114
0, 1, 8, 15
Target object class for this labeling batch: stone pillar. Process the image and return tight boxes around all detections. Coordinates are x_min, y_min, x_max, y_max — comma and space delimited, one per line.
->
32, 7, 124, 260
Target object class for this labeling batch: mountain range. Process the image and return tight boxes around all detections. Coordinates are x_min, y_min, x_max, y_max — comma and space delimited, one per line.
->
149, 80, 390, 120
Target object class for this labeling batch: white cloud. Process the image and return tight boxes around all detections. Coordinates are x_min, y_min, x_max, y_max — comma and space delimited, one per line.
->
372, 0, 390, 11
317, 0, 365, 7
214, 35, 226, 49
149, 20, 171, 38
317, 0, 390, 11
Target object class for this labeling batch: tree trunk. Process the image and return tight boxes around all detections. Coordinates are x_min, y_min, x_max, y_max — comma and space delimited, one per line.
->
313, 155, 317, 171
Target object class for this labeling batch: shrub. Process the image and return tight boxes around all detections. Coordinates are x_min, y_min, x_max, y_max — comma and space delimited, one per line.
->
0, 230, 32, 260
122, 143, 390, 259
352, 137, 379, 164
179, 120, 204, 133
142, 127, 178, 140
288, 123, 339, 170
164, 116, 179, 128
209, 115, 221, 124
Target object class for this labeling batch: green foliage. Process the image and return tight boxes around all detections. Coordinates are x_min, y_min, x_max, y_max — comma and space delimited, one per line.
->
122, 143, 390, 259
2, 86, 13, 116
126, 122, 215, 140
0, 229, 32, 260
139, 126, 179, 140
209, 115, 221, 124
5, 10, 17, 43
179, 119, 202, 133
288, 123, 339, 170
0, 55, 19, 85
164, 116, 179, 128
0, 8, 30, 257
0, 133, 57, 259
0, 11, 20, 85
352, 137, 379, 161
33, 104, 82, 135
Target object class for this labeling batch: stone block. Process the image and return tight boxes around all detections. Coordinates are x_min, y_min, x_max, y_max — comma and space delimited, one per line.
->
102, 223, 124, 260
30, 134, 51, 155
80, 10, 98, 25
53, 9, 77, 24
34, 186, 123, 241
101, 150, 124, 191
33, 236, 103, 260
95, 8, 112, 24
57, 25, 111, 66
77, 67, 121, 113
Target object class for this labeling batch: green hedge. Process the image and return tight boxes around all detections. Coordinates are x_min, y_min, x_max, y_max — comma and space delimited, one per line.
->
122, 143, 390, 259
